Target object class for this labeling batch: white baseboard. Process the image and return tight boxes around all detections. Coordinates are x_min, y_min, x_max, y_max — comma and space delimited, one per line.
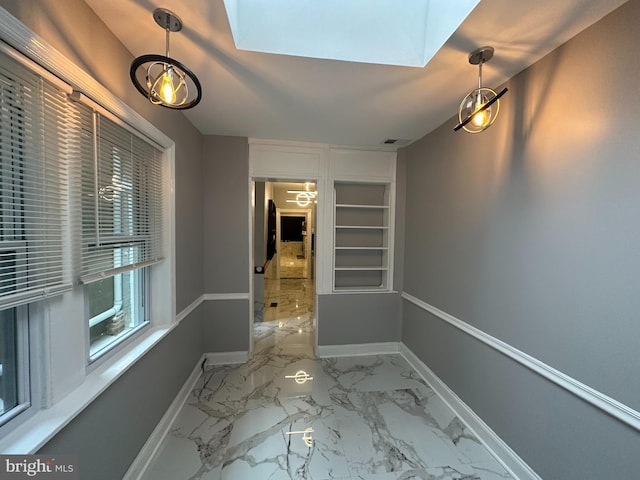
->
203, 292, 250, 301
401, 292, 640, 433
317, 342, 401, 358
204, 351, 248, 365
122, 354, 205, 480
123, 342, 538, 479
398, 344, 541, 480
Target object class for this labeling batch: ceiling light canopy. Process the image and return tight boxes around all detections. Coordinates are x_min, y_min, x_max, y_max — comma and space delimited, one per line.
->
223, 0, 480, 67
130, 8, 202, 109
454, 46, 508, 133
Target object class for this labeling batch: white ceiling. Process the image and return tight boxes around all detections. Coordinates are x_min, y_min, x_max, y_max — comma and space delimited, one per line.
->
84, 0, 627, 148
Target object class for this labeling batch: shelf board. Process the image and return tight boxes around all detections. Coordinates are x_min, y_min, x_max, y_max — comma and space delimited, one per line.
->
335, 246, 388, 250
335, 266, 388, 271
333, 285, 389, 292
336, 203, 389, 209
335, 225, 388, 229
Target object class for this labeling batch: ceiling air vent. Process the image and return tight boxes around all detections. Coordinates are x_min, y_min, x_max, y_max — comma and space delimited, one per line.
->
382, 138, 411, 146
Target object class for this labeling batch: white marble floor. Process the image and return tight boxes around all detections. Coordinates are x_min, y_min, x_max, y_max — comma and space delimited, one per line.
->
259, 277, 315, 324
141, 284, 513, 480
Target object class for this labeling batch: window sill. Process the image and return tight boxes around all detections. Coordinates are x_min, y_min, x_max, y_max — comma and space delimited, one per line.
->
0, 323, 177, 454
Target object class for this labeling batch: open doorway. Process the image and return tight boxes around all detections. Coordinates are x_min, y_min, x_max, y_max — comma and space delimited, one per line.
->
277, 209, 312, 279
252, 181, 317, 357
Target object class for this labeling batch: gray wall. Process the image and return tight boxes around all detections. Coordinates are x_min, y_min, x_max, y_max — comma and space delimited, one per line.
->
393, 148, 407, 293
202, 135, 251, 352
0, 1, 207, 478
401, 1, 640, 477
39, 306, 205, 480
203, 135, 249, 294
202, 300, 250, 353
318, 293, 401, 345
403, 303, 640, 479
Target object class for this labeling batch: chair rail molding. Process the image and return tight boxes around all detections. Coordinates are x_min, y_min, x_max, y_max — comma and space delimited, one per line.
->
401, 292, 640, 432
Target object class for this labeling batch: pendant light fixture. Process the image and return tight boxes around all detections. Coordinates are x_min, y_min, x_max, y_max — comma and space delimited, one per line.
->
130, 8, 202, 109
454, 46, 507, 133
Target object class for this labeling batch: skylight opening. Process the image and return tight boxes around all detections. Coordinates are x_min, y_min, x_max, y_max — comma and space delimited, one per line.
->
223, 0, 481, 67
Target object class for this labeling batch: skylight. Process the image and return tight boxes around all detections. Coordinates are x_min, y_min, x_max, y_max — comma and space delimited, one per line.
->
223, 0, 480, 67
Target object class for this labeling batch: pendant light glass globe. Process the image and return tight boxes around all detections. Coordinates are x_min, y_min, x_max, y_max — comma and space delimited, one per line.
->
130, 9, 202, 110
458, 87, 501, 133
147, 63, 188, 106
454, 46, 507, 133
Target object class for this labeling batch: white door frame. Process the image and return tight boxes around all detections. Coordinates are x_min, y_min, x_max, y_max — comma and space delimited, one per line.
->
249, 178, 319, 358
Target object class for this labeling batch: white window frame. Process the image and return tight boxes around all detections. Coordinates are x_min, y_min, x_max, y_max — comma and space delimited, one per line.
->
0, 9, 176, 452
0, 306, 30, 427
87, 266, 149, 362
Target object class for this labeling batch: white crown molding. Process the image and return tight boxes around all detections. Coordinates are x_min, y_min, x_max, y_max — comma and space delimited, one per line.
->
401, 292, 640, 433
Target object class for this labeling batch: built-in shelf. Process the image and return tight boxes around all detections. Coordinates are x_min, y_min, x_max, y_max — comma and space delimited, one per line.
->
333, 181, 393, 291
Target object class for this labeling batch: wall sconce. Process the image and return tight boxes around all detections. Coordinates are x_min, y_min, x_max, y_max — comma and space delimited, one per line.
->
454, 46, 507, 133
130, 8, 202, 109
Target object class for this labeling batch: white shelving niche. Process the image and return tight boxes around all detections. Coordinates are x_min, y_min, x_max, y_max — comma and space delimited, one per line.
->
333, 181, 393, 291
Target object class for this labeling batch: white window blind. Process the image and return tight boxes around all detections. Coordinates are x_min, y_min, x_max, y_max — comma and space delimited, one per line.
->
0, 51, 71, 309
79, 112, 163, 284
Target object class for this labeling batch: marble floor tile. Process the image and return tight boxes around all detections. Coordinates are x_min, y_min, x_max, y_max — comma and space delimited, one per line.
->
142, 277, 512, 480
263, 277, 315, 322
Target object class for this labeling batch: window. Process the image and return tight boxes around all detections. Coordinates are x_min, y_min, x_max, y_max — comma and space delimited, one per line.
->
0, 306, 29, 427
0, 42, 167, 430
87, 265, 147, 358
0, 46, 72, 426
79, 111, 163, 282
78, 110, 163, 361
0, 308, 19, 419
0, 50, 70, 308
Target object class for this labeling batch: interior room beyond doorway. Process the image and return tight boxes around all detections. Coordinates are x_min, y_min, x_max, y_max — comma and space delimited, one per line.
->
253, 181, 317, 356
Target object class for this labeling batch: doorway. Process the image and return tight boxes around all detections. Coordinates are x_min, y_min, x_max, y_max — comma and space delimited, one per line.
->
277, 209, 312, 279
252, 181, 317, 357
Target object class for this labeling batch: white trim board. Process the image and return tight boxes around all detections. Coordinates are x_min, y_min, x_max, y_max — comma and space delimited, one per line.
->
175, 295, 204, 324
401, 292, 640, 433
205, 351, 249, 365
317, 342, 401, 358
122, 340, 534, 479
203, 293, 250, 301
175, 293, 250, 324
398, 344, 540, 480
0, 325, 176, 454
123, 354, 205, 480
